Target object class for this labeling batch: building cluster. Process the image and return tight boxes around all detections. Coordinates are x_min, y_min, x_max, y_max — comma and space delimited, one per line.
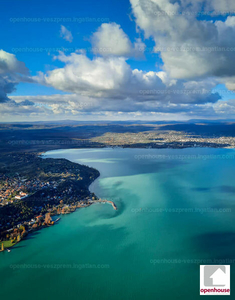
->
0, 196, 95, 245
91, 130, 235, 148
0, 174, 59, 206
0, 213, 53, 247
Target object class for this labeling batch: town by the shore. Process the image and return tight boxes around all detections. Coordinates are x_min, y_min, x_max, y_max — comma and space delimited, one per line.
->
0, 197, 117, 252
0, 151, 117, 252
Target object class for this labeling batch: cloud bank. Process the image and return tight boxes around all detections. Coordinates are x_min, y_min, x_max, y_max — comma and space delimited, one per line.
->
2, 0, 235, 121
130, 0, 235, 85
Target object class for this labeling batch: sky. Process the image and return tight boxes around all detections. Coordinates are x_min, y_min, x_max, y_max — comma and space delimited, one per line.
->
1, 0, 235, 122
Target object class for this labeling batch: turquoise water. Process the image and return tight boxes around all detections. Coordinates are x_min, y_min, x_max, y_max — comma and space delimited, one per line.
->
1, 148, 235, 299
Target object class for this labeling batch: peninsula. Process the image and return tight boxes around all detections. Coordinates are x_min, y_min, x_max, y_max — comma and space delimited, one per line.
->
0, 151, 117, 251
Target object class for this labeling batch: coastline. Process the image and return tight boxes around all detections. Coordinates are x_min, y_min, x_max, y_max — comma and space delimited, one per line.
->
0, 150, 117, 252
1, 146, 233, 252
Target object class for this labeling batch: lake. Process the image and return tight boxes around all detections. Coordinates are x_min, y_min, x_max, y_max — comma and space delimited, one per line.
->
1, 148, 235, 299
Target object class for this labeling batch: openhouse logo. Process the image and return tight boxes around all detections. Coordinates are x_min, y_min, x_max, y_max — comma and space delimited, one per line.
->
200, 265, 230, 295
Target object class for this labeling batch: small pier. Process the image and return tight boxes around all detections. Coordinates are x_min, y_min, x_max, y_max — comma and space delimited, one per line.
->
96, 199, 117, 210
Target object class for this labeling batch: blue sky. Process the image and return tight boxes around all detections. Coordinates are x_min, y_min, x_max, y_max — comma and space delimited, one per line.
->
1, 0, 137, 74
1, 0, 133, 93
1, 0, 161, 96
1, 0, 235, 121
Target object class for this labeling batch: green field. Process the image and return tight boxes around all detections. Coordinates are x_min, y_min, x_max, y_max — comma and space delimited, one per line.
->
1, 240, 16, 249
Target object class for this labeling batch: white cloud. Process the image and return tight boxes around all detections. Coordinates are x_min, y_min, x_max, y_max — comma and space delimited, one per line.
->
9, 92, 231, 121
0, 50, 28, 75
91, 23, 132, 56
0, 50, 30, 102
91, 23, 145, 58
60, 25, 73, 43
39, 51, 220, 107
2, 2, 235, 121
130, 0, 235, 83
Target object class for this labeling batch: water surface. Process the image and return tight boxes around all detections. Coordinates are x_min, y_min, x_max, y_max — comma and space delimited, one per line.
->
1, 148, 235, 300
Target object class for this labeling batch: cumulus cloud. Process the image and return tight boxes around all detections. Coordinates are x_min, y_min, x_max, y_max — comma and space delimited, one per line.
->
130, 0, 235, 84
91, 23, 146, 58
60, 25, 73, 42
12, 46, 221, 120
0, 50, 30, 103
91, 23, 132, 56
14, 45, 225, 120
183, 0, 235, 13
3, 1, 235, 121
0, 50, 28, 75
40, 51, 219, 106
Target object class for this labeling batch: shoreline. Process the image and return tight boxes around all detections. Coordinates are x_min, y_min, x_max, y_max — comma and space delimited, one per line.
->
0, 200, 117, 252
0, 151, 117, 252
1, 145, 232, 252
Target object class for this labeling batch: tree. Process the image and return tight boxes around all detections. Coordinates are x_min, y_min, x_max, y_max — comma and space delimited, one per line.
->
19, 225, 25, 232
45, 213, 51, 225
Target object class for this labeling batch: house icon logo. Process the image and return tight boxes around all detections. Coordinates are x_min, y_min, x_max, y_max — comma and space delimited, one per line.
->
209, 267, 227, 286
200, 265, 230, 295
